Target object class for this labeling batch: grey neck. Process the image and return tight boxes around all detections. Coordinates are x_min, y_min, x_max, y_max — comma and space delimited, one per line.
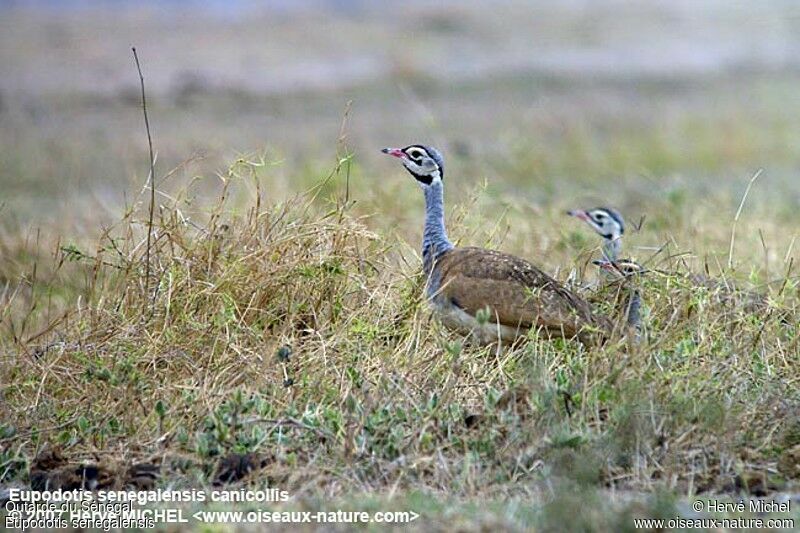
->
602, 236, 622, 262
421, 180, 453, 275
626, 288, 642, 331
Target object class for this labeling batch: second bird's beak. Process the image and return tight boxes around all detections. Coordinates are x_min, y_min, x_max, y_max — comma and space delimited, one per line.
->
381, 147, 405, 159
567, 209, 590, 222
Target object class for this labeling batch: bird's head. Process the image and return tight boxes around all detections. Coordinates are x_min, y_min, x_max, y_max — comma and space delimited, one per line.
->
592, 258, 646, 279
381, 145, 444, 188
567, 207, 625, 242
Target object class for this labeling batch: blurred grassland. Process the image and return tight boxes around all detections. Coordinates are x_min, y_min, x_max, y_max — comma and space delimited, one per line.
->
3, 1, 800, 224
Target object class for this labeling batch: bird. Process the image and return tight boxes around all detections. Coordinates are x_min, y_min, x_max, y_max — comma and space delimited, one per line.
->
381, 144, 612, 346
592, 258, 646, 332
569, 206, 768, 315
568, 207, 646, 334
566, 207, 625, 262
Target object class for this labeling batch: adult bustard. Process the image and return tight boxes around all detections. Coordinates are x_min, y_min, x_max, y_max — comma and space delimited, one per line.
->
382, 144, 612, 346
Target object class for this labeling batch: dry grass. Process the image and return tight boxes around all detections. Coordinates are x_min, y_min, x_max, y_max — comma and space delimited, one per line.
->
1, 149, 799, 529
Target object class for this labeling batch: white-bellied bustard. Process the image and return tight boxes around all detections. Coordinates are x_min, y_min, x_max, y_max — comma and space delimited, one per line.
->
568, 206, 767, 320
382, 144, 613, 346
567, 207, 646, 333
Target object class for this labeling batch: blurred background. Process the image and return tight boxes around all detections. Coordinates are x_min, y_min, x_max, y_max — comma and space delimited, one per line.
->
2, 0, 800, 234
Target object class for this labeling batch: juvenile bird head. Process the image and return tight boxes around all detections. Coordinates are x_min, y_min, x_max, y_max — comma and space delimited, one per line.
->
567, 207, 625, 242
381, 145, 444, 188
592, 258, 646, 279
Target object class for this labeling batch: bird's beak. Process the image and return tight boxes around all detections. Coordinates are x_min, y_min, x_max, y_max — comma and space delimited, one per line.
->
567, 209, 590, 222
381, 147, 406, 159
592, 259, 619, 274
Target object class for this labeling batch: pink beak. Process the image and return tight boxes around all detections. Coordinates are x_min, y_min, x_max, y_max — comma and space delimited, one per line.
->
381, 147, 406, 159
567, 209, 590, 222
594, 261, 621, 275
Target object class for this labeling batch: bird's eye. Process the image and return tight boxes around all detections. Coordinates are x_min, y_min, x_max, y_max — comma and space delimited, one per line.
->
406, 148, 424, 160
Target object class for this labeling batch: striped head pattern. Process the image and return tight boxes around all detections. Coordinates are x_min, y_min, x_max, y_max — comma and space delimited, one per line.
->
381, 145, 444, 187
567, 207, 625, 242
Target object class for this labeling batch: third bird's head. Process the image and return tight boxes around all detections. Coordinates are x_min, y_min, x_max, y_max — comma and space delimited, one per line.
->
381, 145, 444, 189
592, 258, 646, 279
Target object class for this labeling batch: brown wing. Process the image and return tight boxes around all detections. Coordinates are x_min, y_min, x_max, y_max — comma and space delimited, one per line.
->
434, 247, 610, 340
